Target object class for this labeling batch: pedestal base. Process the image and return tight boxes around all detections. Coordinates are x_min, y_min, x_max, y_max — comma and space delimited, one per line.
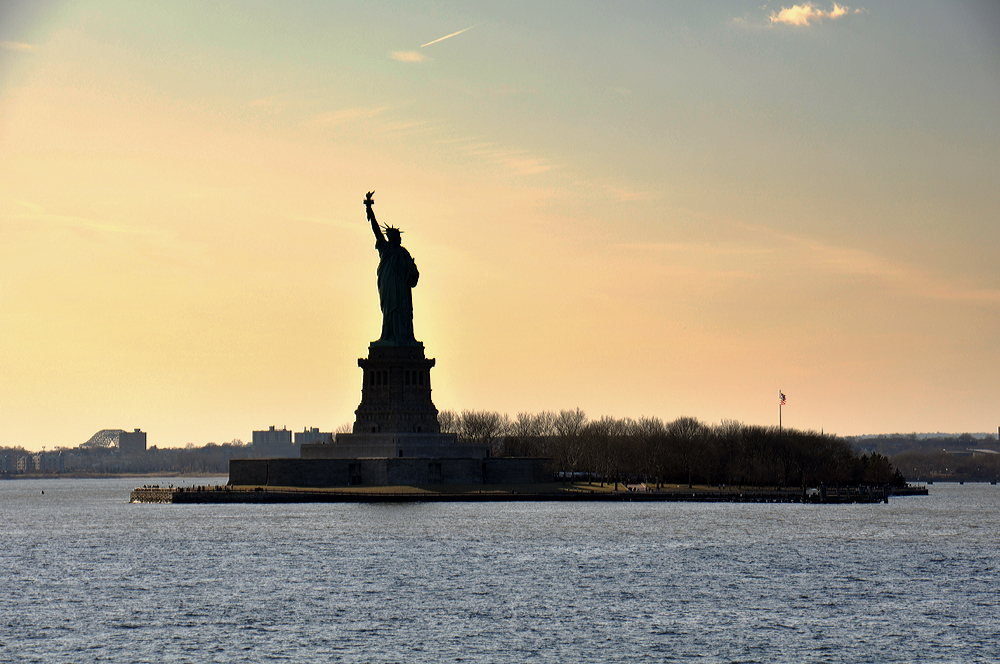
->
354, 343, 441, 434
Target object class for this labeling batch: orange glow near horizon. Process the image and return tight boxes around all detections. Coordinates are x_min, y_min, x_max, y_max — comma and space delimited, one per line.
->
1, 2, 998, 451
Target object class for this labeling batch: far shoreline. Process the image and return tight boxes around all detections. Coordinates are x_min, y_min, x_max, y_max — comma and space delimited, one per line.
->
1, 472, 228, 480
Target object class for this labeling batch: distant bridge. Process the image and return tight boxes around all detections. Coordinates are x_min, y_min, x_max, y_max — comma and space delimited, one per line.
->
81, 429, 128, 449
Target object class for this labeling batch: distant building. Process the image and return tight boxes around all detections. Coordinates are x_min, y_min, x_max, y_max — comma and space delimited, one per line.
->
35, 451, 65, 473
119, 429, 147, 454
2, 451, 66, 474
295, 427, 333, 446
945, 449, 974, 457
252, 426, 296, 457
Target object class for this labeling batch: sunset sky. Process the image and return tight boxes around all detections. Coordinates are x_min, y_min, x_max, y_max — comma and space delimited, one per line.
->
2, 1, 998, 451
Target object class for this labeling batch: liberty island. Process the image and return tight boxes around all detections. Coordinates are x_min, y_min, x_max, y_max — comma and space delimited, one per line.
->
130, 193, 918, 503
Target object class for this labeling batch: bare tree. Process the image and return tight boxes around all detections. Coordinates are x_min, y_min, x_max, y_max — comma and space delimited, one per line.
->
552, 408, 587, 480
506, 411, 555, 457
510, 411, 555, 437
634, 416, 667, 487
460, 410, 510, 456
584, 415, 636, 488
667, 416, 705, 488
438, 409, 460, 434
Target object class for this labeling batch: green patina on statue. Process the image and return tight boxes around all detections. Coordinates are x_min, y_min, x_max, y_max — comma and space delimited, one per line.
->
365, 191, 420, 346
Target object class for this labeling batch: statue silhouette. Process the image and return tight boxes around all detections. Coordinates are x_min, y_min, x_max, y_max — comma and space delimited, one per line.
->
365, 192, 420, 346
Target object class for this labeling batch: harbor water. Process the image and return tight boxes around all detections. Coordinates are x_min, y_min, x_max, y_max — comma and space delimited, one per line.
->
1, 479, 997, 662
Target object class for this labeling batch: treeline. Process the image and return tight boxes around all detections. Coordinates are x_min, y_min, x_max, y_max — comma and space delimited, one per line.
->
846, 433, 1000, 482
439, 409, 906, 488
889, 449, 1000, 483
848, 432, 999, 458
6, 411, 918, 486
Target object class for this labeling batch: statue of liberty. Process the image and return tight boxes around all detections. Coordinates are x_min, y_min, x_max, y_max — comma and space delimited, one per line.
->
364, 192, 420, 346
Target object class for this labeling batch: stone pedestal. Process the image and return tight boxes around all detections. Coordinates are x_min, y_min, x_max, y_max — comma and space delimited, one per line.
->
353, 343, 440, 434
297, 342, 495, 472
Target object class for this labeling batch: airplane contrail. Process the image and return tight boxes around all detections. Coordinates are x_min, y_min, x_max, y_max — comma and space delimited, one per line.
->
420, 24, 478, 48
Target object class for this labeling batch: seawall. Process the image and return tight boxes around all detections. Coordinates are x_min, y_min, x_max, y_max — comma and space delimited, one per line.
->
130, 484, 912, 504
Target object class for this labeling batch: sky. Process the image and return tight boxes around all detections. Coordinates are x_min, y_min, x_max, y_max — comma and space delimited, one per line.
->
1, 1, 998, 451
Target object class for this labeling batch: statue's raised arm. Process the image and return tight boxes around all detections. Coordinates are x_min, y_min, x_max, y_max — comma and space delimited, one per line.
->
365, 191, 385, 245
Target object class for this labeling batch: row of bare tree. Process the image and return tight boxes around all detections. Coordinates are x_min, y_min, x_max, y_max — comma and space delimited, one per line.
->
890, 449, 1000, 482
438, 409, 905, 488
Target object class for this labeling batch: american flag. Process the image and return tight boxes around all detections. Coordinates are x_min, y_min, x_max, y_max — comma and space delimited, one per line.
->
779, 391, 786, 406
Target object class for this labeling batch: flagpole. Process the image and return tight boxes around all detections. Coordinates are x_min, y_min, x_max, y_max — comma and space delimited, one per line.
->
778, 390, 784, 434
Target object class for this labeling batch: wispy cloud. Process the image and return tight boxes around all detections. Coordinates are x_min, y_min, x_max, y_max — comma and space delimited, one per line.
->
601, 184, 658, 203
1, 41, 35, 52
770, 3, 859, 26
621, 224, 1000, 304
247, 96, 286, 116
751, 224, 1000, 304
285, 214, 365, 235
421, 24, 478, 48
390, 50, 427, 63
619, 241, 772, 257
8, 201, 176, 247
391, 24, 479, 63
440, 137, 557, 176
302, 106, 389, 128
389, 23, 479, 64
459, 140, 556, 176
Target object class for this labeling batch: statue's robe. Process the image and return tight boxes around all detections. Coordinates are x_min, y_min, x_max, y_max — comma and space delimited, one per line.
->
375, 238, 419, 345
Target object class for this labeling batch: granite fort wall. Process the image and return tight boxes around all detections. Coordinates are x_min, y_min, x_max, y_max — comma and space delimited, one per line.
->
229, 457, 550, 487
386, 458, 483, 484
484, 458, 552, 484
230, 459, 352, 487
301, 433, 487, 460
